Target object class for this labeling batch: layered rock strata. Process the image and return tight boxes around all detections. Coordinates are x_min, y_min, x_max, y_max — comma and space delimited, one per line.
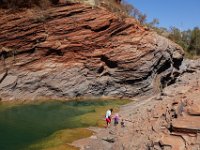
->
0, 3, 184, 100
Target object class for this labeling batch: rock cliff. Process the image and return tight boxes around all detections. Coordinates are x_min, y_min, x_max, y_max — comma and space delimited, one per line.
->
0, 3, 184, 100
72, 65, 200, 150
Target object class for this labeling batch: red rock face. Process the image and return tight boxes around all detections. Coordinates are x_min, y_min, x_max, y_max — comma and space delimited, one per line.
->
0, 3, 184, 100
115, 0, 121, 4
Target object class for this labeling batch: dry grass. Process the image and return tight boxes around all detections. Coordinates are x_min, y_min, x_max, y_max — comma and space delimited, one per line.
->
0, 0, 132, 19
0, 0, 59, 9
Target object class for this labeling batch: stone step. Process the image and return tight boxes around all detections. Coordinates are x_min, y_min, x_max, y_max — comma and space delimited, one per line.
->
172, 116, 200, 133
159, 135, 185, 150
187, 104, 200, 116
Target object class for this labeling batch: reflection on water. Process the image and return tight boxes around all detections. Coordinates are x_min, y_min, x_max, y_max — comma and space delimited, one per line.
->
0, 99, 130, 150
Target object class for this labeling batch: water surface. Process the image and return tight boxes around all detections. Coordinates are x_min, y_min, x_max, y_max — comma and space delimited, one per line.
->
0, 99, 130, 150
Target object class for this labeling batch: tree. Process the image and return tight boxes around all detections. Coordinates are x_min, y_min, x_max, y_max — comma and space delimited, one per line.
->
189, 27, 200, 55
165, 26, 200, 57
181, 30, 192, 50
121, 1, 147, 24
148, 18, 159, 27
167, 27, 189, 51
168, 27, 181, 41
121, 1, 135, 16
132, 7, 140, 18
138, 13, 147, 24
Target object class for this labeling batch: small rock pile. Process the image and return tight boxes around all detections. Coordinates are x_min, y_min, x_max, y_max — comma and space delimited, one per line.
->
149, 95, 200, 150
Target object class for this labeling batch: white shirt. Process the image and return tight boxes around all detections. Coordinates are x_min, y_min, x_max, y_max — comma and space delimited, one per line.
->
105, 110, 111, 118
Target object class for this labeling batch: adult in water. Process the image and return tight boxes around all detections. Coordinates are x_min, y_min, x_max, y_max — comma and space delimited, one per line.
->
105, 108, 113, 128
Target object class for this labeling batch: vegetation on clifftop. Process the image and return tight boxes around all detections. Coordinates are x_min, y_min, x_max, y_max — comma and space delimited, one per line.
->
0, 0, 147, 23
152, 26, 200, 58
0, 0, 59, 8
0, 0, 199, 59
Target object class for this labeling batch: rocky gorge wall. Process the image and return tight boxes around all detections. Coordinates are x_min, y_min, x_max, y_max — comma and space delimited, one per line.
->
0, 3, 184, 100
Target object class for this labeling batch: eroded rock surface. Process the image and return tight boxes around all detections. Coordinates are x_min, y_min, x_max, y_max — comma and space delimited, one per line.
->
72, 63, 200, 150
0, 3, 184, 100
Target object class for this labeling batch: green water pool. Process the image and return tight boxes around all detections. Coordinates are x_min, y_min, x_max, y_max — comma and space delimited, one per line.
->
0, 99, 130, 150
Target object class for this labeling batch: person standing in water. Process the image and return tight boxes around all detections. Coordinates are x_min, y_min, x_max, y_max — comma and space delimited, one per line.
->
105, 108, 113, 128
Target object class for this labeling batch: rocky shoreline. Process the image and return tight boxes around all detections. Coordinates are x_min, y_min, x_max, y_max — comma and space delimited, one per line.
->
72, 59, 200, 150
1, 1, 200, 150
